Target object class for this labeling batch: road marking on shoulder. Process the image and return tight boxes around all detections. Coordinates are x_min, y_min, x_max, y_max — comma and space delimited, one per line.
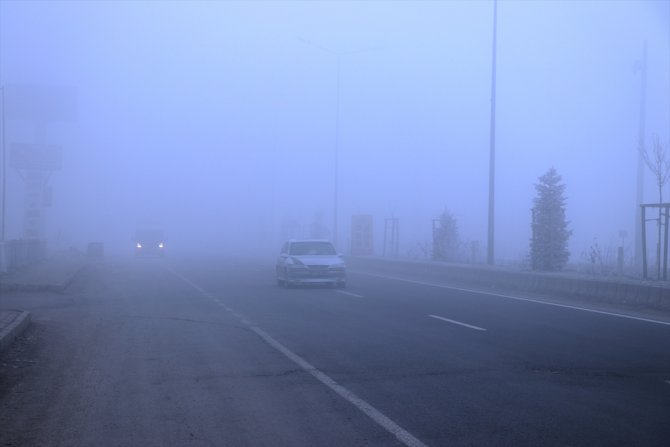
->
429, 314, 487, 331
168, 269, 428, 447
354, 272, 670, 327
336, 290, 365, 298
665, 380, 670, 385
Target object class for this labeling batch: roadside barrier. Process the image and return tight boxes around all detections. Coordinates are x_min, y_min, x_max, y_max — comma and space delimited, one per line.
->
348, 257, 670, 311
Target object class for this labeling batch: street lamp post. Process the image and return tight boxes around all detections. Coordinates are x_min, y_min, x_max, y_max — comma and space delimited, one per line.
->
1, 86, 5, 243
298, 38, 344, 249
634, 41, 647, 270
487, 0, 498, 265
333, 54, 341, 250
298, 38, 377, 251
0, 0, 5, 244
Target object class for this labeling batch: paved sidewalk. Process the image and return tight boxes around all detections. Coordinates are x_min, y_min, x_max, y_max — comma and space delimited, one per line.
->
0, 255, 86, 293
0, 254, 86, 351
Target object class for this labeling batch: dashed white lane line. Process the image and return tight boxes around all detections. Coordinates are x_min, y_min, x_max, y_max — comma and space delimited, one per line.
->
168, 268, 428, 447
354, 272, 670, 327
336, 290, 365, 298
429, 314, 487, 331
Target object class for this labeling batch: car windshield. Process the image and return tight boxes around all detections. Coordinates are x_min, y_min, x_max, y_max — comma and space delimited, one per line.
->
289, 241, 336, 256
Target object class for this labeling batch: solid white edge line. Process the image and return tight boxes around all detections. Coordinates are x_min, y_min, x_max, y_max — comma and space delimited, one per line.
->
168, 268, 428, 447
336, 290, 365, 298
429, 314, 487, 331
353, 272, 670, 327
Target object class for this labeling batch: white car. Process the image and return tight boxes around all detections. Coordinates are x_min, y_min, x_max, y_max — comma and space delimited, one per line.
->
276, 240, 346, 288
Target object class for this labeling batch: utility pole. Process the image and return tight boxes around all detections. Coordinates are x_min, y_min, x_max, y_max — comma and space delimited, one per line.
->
487, 0, 498, 265
634, 41, 647, 270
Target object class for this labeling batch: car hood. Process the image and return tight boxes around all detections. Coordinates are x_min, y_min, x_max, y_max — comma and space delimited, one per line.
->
291, 255, 344, 266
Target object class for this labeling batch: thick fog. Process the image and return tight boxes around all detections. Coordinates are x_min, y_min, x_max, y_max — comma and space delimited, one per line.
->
1, 0, 669, 263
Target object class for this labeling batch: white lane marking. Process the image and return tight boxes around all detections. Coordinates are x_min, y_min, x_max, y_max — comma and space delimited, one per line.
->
665, 380, 670, 385
336, 290, 365, 298
429, 314, 487, 331
248, 324, 428, 447
168, 269, 428, 447
354, 272, 670, 327
168, 268, 207, 293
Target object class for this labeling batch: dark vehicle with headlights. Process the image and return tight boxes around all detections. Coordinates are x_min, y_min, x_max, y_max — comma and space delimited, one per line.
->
276, 239, 346, 288
135, 228, 165, 257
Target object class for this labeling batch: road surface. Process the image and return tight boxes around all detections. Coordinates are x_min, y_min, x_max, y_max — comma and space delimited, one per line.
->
1, 257, 668, 446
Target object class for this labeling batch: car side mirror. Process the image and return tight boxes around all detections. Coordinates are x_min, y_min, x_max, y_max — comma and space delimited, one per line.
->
280, 253, 288, 258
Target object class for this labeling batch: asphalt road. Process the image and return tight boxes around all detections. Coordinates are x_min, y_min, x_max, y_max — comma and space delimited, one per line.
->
1, 257, 669, 446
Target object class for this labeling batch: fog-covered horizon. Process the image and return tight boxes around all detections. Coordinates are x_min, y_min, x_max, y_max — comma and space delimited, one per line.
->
1, 0, 669, 263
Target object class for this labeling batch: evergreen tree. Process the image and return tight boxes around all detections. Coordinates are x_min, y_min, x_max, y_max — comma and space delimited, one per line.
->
530, 168, 571, 271
433, 208, 459, 261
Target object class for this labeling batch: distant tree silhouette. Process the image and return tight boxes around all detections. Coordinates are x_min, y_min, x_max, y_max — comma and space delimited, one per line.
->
530, 168, 571, 271
433, 208, 459, 261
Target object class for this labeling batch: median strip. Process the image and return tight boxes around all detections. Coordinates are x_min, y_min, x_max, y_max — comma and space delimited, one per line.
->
429, 314, 487, 331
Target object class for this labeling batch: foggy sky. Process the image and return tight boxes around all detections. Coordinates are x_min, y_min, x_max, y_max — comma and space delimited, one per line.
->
1, 0, 669, 263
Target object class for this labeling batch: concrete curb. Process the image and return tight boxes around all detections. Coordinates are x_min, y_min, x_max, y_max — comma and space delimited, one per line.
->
0, 263, 86, 294
0, 311, 31, 353
347, 257, 670, 311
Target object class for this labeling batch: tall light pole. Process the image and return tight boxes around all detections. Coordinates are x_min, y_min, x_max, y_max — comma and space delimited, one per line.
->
0, 0, 5, 244
634, 41, 647, 270
487, 0, 498, 265
1, 86, 5, 244
298, 38, 377, 250
333, 54, 341, 250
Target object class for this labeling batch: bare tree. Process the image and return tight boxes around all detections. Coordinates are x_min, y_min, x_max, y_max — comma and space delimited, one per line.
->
640, 135, 670, 279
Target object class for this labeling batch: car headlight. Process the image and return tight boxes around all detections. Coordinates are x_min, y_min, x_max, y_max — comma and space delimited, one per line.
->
158, 242, 164, 248
331, 262, 345, 269
136, 243, 142, 249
